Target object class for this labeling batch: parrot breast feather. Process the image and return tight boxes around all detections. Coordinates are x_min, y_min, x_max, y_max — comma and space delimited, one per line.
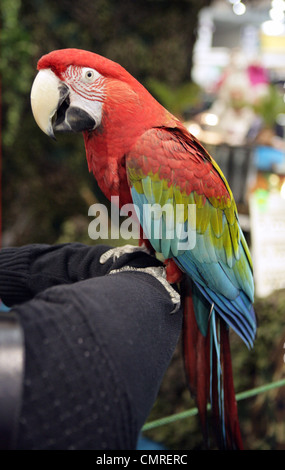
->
126, 126, 255, 347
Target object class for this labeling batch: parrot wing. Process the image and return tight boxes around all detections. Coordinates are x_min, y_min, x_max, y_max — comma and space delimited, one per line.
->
126, 125, 255, 346
126, 125, 256, 449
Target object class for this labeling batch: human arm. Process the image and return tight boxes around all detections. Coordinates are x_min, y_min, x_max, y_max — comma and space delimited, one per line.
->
0, 243, 182, 450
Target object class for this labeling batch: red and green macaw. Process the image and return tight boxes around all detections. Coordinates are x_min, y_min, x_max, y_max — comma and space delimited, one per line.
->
30, 49, 256, 449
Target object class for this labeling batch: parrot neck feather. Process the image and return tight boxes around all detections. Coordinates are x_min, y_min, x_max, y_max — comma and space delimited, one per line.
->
83, 80, 175, 205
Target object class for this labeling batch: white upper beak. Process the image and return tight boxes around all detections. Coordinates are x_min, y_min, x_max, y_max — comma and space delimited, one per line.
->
30, 69, 61, 138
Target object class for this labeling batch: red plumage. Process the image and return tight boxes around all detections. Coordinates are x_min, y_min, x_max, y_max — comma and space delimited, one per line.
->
127, 127, 230, 201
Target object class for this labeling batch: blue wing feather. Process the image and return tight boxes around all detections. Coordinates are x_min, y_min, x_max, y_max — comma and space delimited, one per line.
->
131, 184, 256, 348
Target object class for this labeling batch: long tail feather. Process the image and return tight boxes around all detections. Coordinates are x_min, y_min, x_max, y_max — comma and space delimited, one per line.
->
182, 278, 243, 449
182, 280, 210, 444
211, 313, 244, 449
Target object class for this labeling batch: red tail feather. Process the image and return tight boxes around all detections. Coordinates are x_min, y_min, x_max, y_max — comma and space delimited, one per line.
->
220, 321, 244, 449
182, 281, 210, 445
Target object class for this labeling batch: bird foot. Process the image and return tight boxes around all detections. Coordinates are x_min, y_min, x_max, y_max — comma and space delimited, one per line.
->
100, 244, 181, 313
99, 243, 151, 264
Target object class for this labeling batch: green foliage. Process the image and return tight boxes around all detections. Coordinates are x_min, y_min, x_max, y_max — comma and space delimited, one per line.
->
146, 78, 202, 116
253, 84, 285, 129
234, 290, 285, 450
1, 0, 36, 146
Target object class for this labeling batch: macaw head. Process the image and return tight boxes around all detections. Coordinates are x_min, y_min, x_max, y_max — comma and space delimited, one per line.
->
31, 48, 175, 202
31, 48, 166, 142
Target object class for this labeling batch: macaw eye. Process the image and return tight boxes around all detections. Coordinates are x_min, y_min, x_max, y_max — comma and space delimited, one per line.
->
82, 68, 96, 83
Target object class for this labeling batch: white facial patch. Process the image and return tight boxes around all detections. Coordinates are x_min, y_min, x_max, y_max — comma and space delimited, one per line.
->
68, 89, 104, 129
63, 65, 106, 102
61, 65, 106, 129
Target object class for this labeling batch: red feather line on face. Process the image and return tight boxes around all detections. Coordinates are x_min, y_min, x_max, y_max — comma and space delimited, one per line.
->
61, 66, 106, 102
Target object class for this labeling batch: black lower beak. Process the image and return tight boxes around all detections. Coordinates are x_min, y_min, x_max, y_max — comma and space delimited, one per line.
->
53, 84, 96, 134
53, 105, 96, 133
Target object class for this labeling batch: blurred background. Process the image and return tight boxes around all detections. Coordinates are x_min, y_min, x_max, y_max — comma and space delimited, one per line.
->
1, 0, 285, 450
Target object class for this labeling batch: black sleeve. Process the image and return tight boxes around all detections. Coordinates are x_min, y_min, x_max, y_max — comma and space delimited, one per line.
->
0, 243, 162, 307
0, 244, 182, 450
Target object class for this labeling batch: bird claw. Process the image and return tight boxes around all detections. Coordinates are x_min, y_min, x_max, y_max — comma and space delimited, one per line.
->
109, 265, 181, 314
99, 244, 151, 264
100, 244, 181, 313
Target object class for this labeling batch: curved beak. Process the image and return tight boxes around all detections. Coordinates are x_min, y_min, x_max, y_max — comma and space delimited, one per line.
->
31, 69, 96, 138
31, 69, 65, 139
